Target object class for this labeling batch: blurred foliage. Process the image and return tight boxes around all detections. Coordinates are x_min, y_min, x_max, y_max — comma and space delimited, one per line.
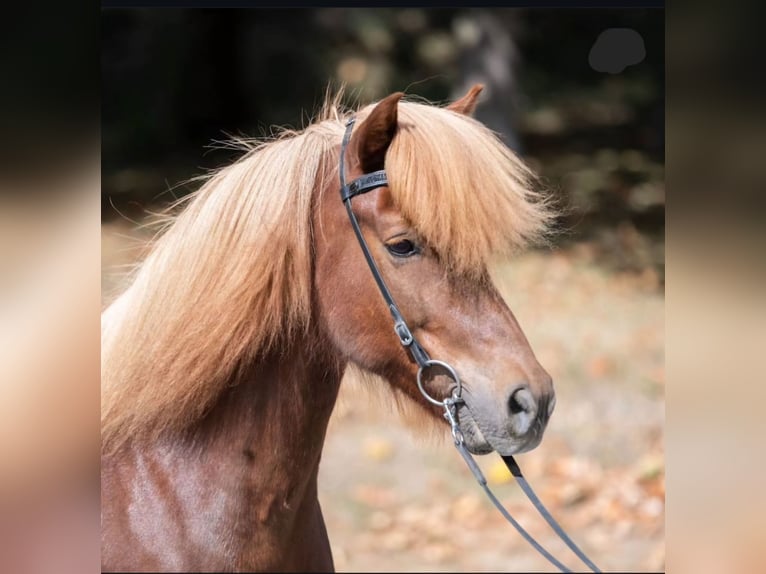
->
102, 7, 664, 282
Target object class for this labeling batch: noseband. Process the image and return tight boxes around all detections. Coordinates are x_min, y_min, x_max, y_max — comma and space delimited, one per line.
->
339, 116, 601, 573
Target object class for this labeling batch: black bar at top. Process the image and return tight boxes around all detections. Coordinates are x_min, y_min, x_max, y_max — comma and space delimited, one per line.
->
102, 1, 665, 9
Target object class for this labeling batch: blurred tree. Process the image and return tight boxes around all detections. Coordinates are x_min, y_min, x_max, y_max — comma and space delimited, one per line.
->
452, 9, 522, 151
101, 5, 664, 277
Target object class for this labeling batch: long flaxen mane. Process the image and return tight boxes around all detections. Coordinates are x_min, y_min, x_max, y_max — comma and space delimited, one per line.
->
101, 92, 554, 453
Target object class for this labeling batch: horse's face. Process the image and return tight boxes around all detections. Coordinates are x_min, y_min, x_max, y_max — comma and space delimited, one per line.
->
314, 89, 555, 456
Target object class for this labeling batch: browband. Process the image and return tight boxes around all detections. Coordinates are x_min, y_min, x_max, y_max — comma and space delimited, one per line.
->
341, 169, 388, 201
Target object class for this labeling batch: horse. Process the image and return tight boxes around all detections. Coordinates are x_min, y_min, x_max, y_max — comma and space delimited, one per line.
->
101, 84, 557, 572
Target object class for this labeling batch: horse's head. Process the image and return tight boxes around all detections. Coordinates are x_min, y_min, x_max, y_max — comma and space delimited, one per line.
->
314, 87, 555, 456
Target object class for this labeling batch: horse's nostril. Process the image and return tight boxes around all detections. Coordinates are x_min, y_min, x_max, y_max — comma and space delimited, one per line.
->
508, 386, 535, 416
508, 392, 524, 415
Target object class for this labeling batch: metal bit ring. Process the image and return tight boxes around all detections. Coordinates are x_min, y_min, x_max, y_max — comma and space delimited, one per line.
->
416, 359, 462, 406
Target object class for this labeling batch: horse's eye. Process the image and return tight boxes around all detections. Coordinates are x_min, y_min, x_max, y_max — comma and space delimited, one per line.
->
386, 239, 419, 258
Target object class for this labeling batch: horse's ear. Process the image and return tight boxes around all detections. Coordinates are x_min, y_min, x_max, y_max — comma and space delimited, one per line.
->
352, 92, 404, 172
447, 84, 484, 116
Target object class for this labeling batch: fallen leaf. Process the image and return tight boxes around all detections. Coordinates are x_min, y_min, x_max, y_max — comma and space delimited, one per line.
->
362, 437, 394, 462
352, 484, 398, 508
487, 459, 513, 485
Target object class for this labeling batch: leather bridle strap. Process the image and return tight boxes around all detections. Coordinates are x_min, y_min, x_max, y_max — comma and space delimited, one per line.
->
339, 115, 601, 573
502, 454, 602, 572
339, 117, 430, 368
448, 402, 602, 573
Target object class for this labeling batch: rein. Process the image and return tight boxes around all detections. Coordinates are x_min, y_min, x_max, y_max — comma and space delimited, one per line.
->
339, 116, 601, 573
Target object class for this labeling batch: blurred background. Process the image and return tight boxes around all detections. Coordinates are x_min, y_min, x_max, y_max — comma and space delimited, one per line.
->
101, 7, 664, 572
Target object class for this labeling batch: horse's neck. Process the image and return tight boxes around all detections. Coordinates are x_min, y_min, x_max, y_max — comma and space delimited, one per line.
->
197, 339, 343, 567
191, 337, 345, 467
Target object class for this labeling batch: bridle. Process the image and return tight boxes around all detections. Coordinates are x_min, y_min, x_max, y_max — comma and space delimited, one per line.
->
339, 116, 601, 573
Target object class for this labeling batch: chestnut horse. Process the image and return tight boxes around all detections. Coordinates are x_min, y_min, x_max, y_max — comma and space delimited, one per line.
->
101, 85, 556, 572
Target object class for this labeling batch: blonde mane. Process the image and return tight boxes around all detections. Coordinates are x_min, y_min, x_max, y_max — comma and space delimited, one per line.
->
101, 92, 554, 452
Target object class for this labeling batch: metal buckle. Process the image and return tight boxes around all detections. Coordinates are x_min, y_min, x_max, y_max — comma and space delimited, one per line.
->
394, 320, 413, 346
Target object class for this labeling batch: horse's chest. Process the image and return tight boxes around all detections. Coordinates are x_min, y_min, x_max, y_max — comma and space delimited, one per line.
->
102, 449, 333, 572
